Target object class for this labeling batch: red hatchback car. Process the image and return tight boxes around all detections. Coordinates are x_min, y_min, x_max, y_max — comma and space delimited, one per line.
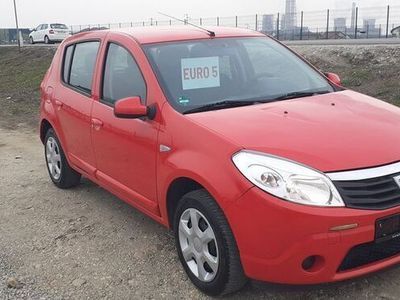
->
40, 26, 400, 295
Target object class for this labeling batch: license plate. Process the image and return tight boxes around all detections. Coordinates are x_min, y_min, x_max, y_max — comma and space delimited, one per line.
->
376, 214, 400, 243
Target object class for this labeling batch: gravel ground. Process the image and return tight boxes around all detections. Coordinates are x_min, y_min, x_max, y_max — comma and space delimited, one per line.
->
2, 125, 400, 299
1, 44, 400, 299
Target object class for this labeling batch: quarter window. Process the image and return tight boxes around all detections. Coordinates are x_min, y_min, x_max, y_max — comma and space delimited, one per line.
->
102, 43, 146, 105
62, 41, 100, 94
62, 45, 74, 83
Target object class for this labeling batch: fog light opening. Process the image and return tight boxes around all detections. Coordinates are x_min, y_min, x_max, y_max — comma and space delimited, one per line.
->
302, 255, 325, 272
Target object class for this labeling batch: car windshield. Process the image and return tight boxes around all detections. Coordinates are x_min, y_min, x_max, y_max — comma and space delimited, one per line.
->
144, 37, 334, 114
51, 23, 68, 29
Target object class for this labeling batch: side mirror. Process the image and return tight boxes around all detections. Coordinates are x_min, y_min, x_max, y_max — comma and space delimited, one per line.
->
325, 72, 342, 86
114, 96, 150, 119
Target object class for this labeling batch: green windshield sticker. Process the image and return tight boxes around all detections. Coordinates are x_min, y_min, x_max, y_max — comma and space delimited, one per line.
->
181, 57, 220, 90
178, 96, 190, 105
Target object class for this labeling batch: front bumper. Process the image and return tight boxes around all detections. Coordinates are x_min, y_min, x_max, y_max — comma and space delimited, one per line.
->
225, 187, 400, 284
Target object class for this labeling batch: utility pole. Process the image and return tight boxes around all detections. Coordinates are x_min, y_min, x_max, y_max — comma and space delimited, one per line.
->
13, 0, 21, 52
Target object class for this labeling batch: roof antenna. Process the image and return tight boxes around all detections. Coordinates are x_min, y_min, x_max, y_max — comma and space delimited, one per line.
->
158, 12, 216, 37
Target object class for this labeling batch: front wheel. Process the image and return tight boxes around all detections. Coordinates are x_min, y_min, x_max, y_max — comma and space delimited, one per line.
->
44, 129, 81, 189
173, 189, 247, 296
29, 37, 34, 44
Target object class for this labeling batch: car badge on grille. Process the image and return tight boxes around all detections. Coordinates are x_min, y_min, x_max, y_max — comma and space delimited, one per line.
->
394, 175, 400, 188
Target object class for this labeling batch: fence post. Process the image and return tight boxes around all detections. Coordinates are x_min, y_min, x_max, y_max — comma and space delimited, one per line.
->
255, 14, 258, 31
276, 13, 280, 40
169, 19, 172, 26
300, 11, 304, 40
217, 17, 220, 26
131, 22, 133, 27
235, 16, 238, 28
386, 5, 390, 38
354, 7, 358, 39
366, 24, 369, 38
326, 9, 330, 39
200, 18, 202, 26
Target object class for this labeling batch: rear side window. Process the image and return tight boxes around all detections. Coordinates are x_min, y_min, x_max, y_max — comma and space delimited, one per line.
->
63, 41, 100, 94
102, 43, 146, 105
63, 45, 74, 83
42, 24, 48, 30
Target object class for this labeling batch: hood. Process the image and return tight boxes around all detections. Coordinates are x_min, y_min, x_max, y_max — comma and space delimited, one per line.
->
187, 90, 400, 172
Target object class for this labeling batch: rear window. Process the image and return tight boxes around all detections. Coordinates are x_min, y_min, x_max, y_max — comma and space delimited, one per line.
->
62, 41, 100, 94
51, 24, 68, 29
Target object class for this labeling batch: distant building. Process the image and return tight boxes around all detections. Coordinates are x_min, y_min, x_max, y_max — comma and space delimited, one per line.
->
363, 19, 376, 31
262, 14, 275, 32
0, 28, 30, 44
283, 0, 297, 30
350, 2, 356, 29
334, 18, 347, 32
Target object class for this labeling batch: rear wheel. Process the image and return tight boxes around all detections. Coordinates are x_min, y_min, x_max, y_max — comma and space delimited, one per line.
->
44, 129, 81, 189
44, 35, 50, 44
173, 189, 247, 296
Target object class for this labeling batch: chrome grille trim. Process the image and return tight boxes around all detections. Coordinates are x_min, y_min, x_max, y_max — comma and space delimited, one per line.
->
327, 161, 400, 181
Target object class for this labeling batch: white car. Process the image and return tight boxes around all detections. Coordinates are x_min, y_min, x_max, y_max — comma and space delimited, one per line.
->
29, 23, 70, 44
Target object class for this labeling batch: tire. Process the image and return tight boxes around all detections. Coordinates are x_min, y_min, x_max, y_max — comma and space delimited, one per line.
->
29, 37, 34, 44
44, 35, 50, 44
173, 189, 247, 296
44, 128, 81, 189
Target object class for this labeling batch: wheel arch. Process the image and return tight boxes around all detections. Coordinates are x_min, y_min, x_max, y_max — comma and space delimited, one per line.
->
40, 118, 53, 144
166, 177, 205, 228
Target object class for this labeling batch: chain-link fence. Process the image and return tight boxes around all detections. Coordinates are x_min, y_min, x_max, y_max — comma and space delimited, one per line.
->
69, 5, 400, 41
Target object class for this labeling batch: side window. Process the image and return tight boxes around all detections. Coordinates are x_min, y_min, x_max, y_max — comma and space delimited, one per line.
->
62, 45, 74, 83
65, 41, 100, 94
36, 25, 42, 31
43, 24, 48, 30
102, 43, 146, 105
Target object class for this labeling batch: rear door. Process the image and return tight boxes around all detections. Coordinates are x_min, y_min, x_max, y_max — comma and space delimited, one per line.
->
91, 34, 160, 215
53, 40, 101, 175
38, 24, 48, 41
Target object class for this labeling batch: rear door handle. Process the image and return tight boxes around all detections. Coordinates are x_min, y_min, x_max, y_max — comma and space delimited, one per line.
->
91, 118, 103, 130
54, 100, 63, 108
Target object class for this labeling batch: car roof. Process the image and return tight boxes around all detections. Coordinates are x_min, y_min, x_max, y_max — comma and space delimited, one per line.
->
70, 26, 265, 45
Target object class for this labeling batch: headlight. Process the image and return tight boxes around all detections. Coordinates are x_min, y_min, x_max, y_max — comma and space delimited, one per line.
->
232, 151, 344, 207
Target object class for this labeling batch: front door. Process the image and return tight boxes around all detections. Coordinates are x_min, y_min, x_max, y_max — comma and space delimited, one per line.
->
91, 39, 159, 214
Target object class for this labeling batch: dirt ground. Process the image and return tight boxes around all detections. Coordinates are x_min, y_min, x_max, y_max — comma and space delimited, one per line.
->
1, 45, 400, 299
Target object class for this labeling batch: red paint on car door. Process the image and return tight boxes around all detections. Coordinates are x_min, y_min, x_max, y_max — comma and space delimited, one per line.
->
90, 34, 160, 215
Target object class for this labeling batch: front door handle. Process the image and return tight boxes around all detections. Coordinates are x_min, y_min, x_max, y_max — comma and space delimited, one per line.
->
91, 118, 103, 130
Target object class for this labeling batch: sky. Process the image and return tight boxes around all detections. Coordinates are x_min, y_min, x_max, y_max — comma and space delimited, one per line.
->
0, 0, 397, 28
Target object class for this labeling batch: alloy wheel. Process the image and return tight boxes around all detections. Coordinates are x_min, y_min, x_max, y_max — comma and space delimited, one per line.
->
178, 208, 219, 282
46, 137, 62, 181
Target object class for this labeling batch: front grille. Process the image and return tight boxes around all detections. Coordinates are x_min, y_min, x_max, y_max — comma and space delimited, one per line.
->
333, 173, 400, 210
338, 237, 400, 272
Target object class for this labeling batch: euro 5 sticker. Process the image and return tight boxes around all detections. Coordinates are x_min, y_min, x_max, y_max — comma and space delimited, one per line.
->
181, 57, 220, 90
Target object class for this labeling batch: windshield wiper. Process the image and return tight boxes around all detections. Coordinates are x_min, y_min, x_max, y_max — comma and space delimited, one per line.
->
182, 91, 332, 114
183, 100, 257, 114
270, 90, 331, 101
